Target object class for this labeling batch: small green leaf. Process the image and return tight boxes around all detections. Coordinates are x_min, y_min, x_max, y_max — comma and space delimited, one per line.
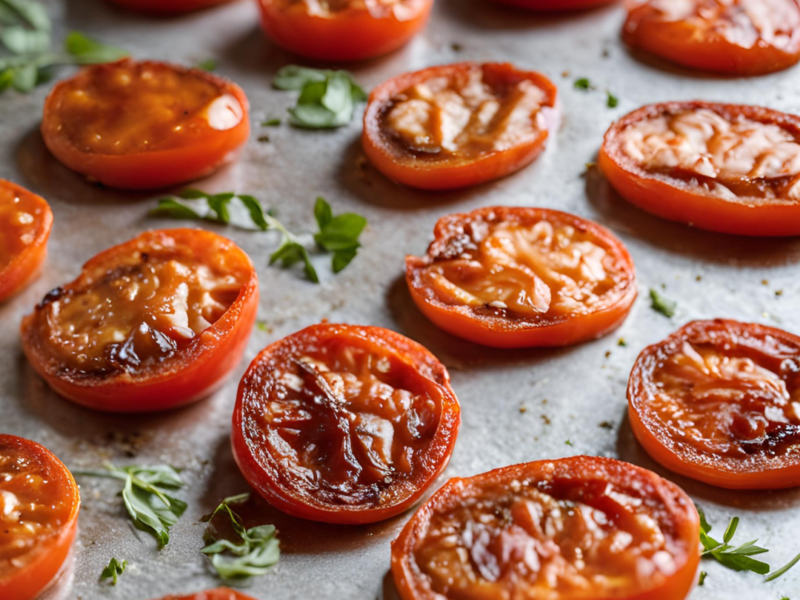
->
649, 288, 676, 318
574, 78, 591, 90
196, 58, 217, 71
606, 91, 618, 108
273, 65, 328, 90
237, 194, 270, 231
698, 571, 707, 586
314, 197, 333, 230
11, 62, 36, 91
765, 551, 800, 582
149, 198, 204, 220
262, 118, 281, 127
332, 247, 358, 274
100, 557, 127, 585
1, 26, 49, 54
723, 517, 739, 544
64, 32, 128, 64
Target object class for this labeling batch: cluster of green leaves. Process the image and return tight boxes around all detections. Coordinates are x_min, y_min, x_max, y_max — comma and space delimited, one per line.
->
698, 507, 800, 583
649, 287, 676, 318
100, 557, 127, 585
75, 463, 187, 548
273, 65, 367, 129
201, 493, 280, 580
0, 0, 127, 94
150, 190, 366, 282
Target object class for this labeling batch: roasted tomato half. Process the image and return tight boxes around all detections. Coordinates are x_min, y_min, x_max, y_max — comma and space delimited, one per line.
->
392, 456, 700, 600
232, 323, 461, 525
106, 0, 235, 14
629, 319, 800, 490
0, 435, 80, 600
623, 0, 800, 75
256, 0, 433, 62
600, 101, 800, 237
152, 589, 257, 600
41, 59, 250, 190
0, 180, 53, 303
363, 62, 559, 190
20, 228, 258, 413
494, 0, 614, 10
406, 207, 637, 349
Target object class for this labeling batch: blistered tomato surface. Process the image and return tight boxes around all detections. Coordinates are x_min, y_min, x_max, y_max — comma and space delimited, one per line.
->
0, 435, 79, 600
363, 63, 558, 189
406, 207, 637, 348
392, 456, 700, 600
623, 0, 800, 74
232, 324, 461, 524
629, 319, 800, 489
20, 228, 258, 412
151, 589, 258, 600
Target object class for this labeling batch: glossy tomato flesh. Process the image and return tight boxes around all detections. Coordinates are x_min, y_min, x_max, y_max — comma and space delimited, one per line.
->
494, 0, 615, 10
600, 101, 800, 236
256, 0, 433, 61
42, 59, 250, 190
629, 319, 800, 489
623, 0, 800, 75
152, 589, 258, 600
406, 207, 637, 348
392, 456, 700, 600
20, 228, 258, 412
106, 0, 236, 14
0, 179, 52, 302
232, 323, 461, 524
0, 435, 80, 600
363, 62, 559, 190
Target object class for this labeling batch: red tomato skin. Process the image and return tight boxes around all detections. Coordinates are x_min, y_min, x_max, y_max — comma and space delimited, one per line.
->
392, 456, 700, 600
106, 0, 235, 13
623, 2, 800, 75
151, 589, 258, 600
600, 101, 800, 237
495, 0, 615, 10
0, 180, 53, 303
232, 323, 461, 525
20, 229, 259, 413
0, 435, 80, 600
41, 61, 250, 191
255, 0, 433, 61
362, 63, 559, 190
406, 207, 637, 348
628, 319, 800, 490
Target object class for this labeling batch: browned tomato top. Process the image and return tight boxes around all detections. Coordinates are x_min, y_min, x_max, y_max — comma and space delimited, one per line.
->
398, 457, 698, 599
409, 208, 635, 325
27, 230, 248, 378
0, 436, 78, 579
48, 60, 245, 156
631, 320, 800, 466
0, 184, 48, 272
617, 103, 800, 201
381, 64, 552, 161
238, 325, 459, 513
276, 0, 420, 15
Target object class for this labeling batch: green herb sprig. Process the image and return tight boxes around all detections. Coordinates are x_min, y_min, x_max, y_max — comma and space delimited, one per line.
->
273, 65, 367, 129
74, 463, 186, 548
201, 493, 280, 580
0, 1, 127, 94
100, 557, 127, 585
649, 288, 676, 318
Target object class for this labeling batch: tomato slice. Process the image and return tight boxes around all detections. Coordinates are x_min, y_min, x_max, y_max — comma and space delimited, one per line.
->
106, 0, 235, 14
392, 456, 700, 600
0, 435, 80, 600
41, 59, 250, 190
406, 207, 637, 348
20, 228, 259, 413
152, 589, 257, 600
0, 180, 52, 303
629, 319, 800, 490
599, 101, 800, 237
493, 0, 614, 10
623, 0, 800, 75
232, 323, 461, 525
363, 62, 559, 190
256, 0, 433, 62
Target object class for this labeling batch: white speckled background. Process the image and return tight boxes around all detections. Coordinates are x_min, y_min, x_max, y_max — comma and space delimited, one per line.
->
2, 0, 800, 598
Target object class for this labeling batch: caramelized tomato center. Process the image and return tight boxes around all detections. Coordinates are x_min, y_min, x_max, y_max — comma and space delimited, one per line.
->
640, 0, 800, 49
261, 340, 443, 507
34, 245, 245, 377
622, 108, 800, 199
51, 61, 244, 155
651, 341, 800, 458
418, 217, 625, 321
0, 443, 74, 578
415, 477, 678, 598
0, 187, 45, 271
382, 66, 548, 160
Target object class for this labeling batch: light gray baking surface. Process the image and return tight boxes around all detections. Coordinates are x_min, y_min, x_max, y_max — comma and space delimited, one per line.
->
2, 1, 800, 598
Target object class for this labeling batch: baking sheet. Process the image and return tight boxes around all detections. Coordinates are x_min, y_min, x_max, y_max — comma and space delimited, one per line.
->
3, 0, 800, 598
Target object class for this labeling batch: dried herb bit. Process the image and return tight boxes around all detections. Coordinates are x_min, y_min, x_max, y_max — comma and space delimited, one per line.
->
564, 440, 573, 446
617, 337, 627, 347
202, 493, 280, 580
313, 197, 366, 274
606, 91, 618, 108
698, 571, 707, 585
74, 463, 186, 548
262, 118, 281, 127
273, 65, 367, 129
649, 288, 676, 318
196, 58, 217, 71
573, 77, 591, 90
100, 557, 127, 585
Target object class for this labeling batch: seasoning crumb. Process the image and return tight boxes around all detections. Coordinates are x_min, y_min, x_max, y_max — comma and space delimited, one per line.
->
599, 421, 614, 430
696, 275, 702, 282
541, 415, 551, 425
519, 405, 527, 414
776, 290, 783, 296
561, 70, 570, 78
257, 135, 270, 143
451, 43, 463, 52
617, 338, 627, 347
762, 279, 769, 285
542, 399, 548, 405
604, 350, 611, 358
